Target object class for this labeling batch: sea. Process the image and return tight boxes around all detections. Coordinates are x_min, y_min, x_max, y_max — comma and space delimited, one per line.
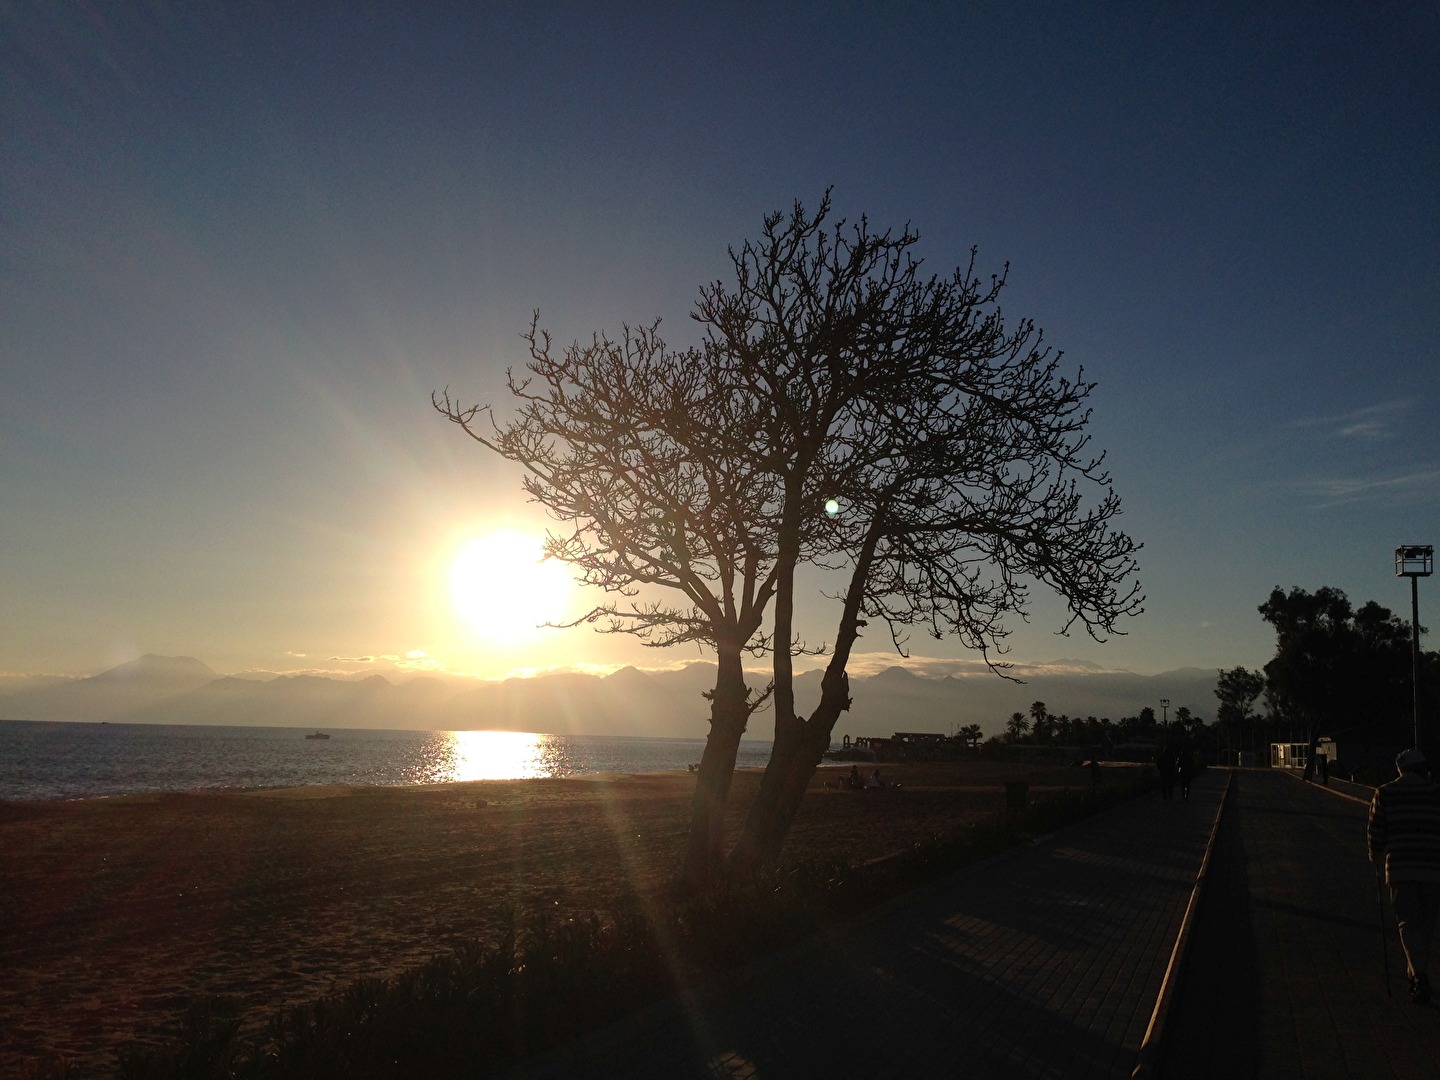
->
0, 720, 778, 802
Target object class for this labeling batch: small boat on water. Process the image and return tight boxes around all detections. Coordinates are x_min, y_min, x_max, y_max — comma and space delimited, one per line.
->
304, 731, 331, 740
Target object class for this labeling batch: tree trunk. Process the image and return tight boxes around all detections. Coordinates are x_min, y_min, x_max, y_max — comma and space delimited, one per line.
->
727, 487, 813, 876
730, 521, 878, 876
681, 643, 752, 890
728, 665, 851, 873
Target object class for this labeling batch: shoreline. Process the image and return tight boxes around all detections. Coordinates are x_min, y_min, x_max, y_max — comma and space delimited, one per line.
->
0, 769, 712, 806
0, 760, 859, 808
0, 722, 781, 804
1, 760, 1136, 1076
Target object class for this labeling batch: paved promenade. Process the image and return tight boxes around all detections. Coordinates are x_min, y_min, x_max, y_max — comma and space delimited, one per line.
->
502, 772, 1228, 1079
1165, 769, 1440, 1078
501, 768, 1440, 1078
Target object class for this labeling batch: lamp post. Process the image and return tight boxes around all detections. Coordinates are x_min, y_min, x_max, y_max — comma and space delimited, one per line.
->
1160, 697, 1170, 734
1396, 545, 1433, 751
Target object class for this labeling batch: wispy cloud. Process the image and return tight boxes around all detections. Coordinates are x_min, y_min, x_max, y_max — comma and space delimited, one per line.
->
1289, 400, 1413, 441
1301, 468, 1440, 509
792, 651, 1132, 680
1337, 420, 1388, 439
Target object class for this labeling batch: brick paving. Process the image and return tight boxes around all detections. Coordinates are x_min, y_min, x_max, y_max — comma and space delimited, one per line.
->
1164, 769, 1440, 1079
500, 772, 1226, 1079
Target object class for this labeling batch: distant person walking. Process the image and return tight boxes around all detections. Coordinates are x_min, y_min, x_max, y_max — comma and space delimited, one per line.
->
1367, 748, 1440, 1004
1156, 746, 1178, 801
1177, 746, 1196, 801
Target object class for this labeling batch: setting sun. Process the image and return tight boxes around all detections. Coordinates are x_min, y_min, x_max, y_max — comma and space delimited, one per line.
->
450, 531, 574, 641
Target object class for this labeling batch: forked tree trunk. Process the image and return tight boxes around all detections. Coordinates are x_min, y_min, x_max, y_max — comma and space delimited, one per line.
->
681, 643, 752, 889
729, 525, 877, 876
728, 665, 851, 874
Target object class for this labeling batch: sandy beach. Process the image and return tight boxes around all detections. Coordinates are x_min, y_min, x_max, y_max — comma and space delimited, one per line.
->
1, 760, 1118, 1076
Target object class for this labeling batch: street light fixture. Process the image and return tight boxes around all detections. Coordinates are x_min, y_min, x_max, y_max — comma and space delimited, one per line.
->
1396, 545, 1433, 752
1160, 698, 1170, 731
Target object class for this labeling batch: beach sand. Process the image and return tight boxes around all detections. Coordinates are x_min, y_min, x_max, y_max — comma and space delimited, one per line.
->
0, 759, 1117, 1075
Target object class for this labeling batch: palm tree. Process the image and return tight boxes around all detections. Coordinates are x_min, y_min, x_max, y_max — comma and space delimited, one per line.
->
1052, 713, 1073, 743
1029, 701, 1049, 744
1005, 711, 1029, 743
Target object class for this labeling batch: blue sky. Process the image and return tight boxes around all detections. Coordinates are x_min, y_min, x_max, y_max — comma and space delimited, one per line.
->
2, 2, 1436, 684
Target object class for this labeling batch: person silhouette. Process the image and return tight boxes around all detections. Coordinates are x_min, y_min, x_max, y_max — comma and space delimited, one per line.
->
1368, 748, 1440, 1004
1156, 745, 1178, 801
1177, 745, 1195, 801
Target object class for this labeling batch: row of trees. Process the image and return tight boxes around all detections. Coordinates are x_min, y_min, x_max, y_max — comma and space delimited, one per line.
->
1216, 586, 1437, 762
1001, 701, 1206, 747
437, 193, 1142, 888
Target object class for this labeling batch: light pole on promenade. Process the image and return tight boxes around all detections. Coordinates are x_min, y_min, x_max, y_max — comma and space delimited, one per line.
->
1396, 545, 1433, 752
1160, 697, 1170, 735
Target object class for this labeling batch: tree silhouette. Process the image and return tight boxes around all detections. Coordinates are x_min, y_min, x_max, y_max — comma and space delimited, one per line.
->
698, 195, 1142, 870
1214, 665, 1264, 758
1258, 586, 1417, 756
440, 192, 1143, 880
1173, 706, 1205, 739
434, 317, 784, 886
1052, 713, 1074, 743
1005, 711, 1030, 743
1029, 701, 1050, 744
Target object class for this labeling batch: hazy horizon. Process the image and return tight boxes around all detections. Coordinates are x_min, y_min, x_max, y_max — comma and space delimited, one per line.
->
0, 648, 1222, 685
0, 650, 1226, 744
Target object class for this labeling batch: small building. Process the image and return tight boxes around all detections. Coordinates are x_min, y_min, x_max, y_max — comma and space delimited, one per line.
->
844, 731, 966, 762
1271, 742, 1309, 770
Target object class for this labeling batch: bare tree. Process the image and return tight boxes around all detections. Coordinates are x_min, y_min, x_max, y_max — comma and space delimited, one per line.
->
438, 192, 1143, 881
434, 317, 784, 887
691, 196, 1144, 871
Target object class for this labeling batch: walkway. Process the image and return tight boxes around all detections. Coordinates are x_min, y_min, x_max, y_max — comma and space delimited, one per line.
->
500, 772, 1228, 1079
499, 769, 1440, 1077
1165, 768, 1440, 1078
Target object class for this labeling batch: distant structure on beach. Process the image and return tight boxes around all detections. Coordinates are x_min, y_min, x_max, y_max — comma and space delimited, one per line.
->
827, 731, 970, 763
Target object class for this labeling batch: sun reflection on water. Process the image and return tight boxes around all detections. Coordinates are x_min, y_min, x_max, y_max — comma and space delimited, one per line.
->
433, 730, 571, 782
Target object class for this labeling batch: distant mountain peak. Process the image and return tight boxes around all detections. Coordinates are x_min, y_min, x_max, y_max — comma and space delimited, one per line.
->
88, 654, 218, 683
868, 665, 921, 681
604, 666, 650, 683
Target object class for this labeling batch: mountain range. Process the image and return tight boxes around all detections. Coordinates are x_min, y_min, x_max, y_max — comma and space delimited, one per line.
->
0, 654, 1222, 740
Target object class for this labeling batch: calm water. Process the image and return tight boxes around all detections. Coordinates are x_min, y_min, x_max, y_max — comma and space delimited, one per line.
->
0, 721, 776, 801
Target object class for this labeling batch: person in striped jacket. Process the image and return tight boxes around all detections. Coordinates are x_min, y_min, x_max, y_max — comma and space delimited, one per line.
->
1368, 748, 1440, 1005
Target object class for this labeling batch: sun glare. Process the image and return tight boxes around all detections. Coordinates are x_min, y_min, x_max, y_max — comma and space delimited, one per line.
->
444, 730, 554, 780
450, 531, 573, 642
